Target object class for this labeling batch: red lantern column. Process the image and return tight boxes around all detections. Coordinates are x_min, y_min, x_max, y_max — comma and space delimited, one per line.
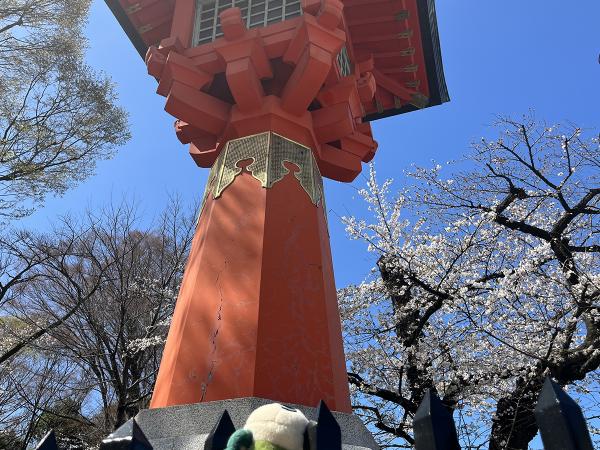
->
151, 133, 351, 412
146, 0, 378, 413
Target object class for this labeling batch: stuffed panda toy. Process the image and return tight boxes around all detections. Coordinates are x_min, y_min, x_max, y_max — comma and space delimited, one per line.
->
225, 403, 310, 450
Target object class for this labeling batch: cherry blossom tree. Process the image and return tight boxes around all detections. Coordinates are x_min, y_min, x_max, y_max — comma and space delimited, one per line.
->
340, 115, 599, 449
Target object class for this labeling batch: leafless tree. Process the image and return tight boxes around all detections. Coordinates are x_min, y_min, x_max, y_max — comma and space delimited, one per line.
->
0, 198, 197, 447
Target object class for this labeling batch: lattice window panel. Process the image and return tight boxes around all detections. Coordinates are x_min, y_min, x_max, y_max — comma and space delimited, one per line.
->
194, 0, 303, 46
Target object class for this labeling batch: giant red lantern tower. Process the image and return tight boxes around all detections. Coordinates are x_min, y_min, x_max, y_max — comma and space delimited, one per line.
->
103, 0, 448, 446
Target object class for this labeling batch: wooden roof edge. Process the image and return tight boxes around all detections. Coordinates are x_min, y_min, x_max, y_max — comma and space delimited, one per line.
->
104, 0, 149, 59
103, 0, 449, 121
364, 0, 449, 122
420, 0, 450, 105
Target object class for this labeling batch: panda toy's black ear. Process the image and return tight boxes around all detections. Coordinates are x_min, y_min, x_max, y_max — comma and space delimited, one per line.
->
304, 401, 342, 450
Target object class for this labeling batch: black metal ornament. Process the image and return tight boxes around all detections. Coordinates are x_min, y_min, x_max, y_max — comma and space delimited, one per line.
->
534, 377, 594, 450
99, 418, 153, 450
35, 430, 59, 450
204, 409, 237, 450
314, 400, 342, 450
413, 389, 460, 450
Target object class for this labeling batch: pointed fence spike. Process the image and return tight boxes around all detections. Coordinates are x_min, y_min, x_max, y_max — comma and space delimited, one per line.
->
315, 400, 342, 450
413, 389, 460, 450
100, 418, 153, 450
534, 377, 594, 450
204, 409, 236, 450
36, 430, 59, 450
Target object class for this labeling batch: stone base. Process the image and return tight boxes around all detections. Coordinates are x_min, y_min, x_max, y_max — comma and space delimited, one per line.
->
108, 397, 379, 449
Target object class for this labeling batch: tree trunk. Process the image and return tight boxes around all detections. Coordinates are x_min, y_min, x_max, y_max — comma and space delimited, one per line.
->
489, 376, 543, 450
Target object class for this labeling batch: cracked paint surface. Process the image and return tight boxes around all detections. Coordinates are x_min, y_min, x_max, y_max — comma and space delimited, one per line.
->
151, 167, 351, 413
201, 269, 225, 401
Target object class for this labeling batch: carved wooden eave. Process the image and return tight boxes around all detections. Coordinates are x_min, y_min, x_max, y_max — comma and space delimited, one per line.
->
105, 0, 176, 56
104, 0, 448, 122
344, 0, 450, 120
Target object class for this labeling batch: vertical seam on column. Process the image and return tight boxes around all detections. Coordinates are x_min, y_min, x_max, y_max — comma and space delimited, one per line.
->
265, 131, 272, 188
215, 140, 228, 197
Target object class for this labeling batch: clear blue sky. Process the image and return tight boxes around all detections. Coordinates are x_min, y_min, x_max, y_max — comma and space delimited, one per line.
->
20, 0, 600, 289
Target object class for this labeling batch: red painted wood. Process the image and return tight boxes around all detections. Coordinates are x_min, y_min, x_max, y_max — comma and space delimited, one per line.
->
113, 0, 433, 120
151, 168, 353, 413
170, 0, 195, 47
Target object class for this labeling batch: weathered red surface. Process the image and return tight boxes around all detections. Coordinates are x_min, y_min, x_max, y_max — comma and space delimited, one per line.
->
150, 167, 352, 412
106, 0, 176, 52
107, 0, 447, 122
145, 2, 377, 182
344, 0, 435, 117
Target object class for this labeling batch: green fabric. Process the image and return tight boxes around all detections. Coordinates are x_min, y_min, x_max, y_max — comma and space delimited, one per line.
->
225, 429, 290, 450
254, 440, 288, 450
226, 429, 254, 450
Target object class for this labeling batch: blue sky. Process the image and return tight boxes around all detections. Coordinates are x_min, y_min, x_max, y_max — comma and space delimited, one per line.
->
20, 0, 599, 289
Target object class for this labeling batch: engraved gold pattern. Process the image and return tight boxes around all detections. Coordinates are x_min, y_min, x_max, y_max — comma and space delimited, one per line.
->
201, 132, 325, 208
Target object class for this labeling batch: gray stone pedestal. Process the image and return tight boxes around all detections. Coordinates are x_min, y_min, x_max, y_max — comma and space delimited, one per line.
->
105, 397, 379, 450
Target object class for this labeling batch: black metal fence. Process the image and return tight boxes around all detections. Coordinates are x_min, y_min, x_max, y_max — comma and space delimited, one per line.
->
34, 377, 594, 450
412, 377, 594, 450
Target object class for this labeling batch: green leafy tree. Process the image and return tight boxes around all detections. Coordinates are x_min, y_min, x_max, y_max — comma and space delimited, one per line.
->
0, 0, 130, 220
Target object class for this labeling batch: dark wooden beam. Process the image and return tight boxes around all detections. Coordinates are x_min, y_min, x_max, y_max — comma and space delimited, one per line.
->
104, 0, 148, 59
